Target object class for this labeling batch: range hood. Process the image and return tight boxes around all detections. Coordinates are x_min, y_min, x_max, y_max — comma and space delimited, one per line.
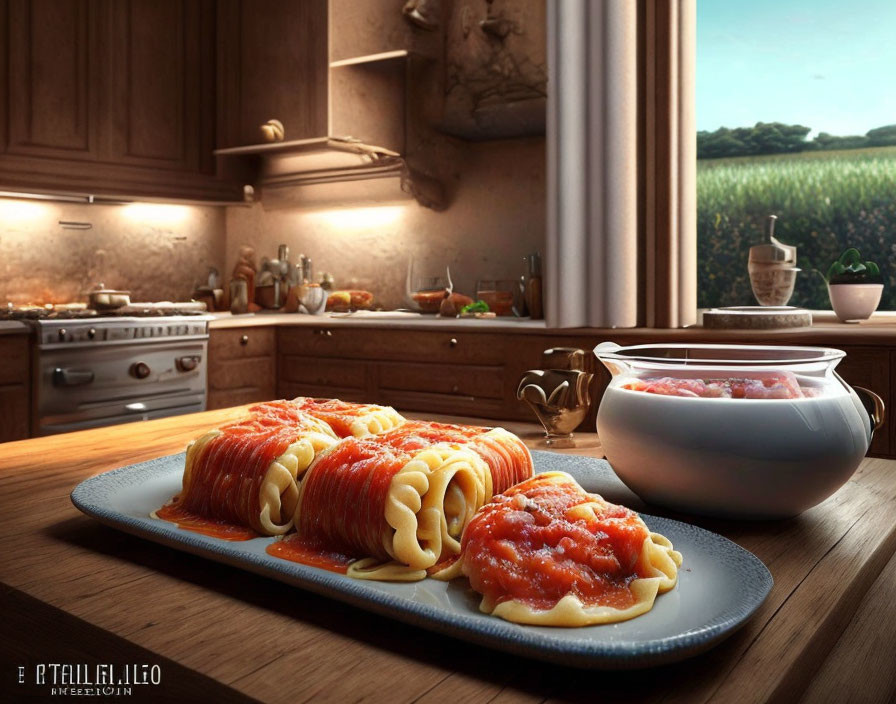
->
213, 136, 402, 186
214, 135, 442, 210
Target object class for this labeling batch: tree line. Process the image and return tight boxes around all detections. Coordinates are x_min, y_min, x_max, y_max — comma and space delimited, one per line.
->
697, 122, 896, 159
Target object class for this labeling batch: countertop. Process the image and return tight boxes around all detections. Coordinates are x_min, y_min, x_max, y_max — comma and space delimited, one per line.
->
207, 311, 896, 344
1, 408, 894, 702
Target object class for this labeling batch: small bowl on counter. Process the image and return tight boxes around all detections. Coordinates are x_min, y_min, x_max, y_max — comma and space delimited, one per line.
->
594, 342, 885, 519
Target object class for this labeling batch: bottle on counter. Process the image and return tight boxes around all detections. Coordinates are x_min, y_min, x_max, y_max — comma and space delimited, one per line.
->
525, 252, 543, 320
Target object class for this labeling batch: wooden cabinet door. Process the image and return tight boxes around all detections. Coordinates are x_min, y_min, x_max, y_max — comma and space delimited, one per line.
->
0, 335, 31, 442
6, 0, 99, 161
103, 0, 215, 174
216, 0, 327, 148
207, 327, 276, 410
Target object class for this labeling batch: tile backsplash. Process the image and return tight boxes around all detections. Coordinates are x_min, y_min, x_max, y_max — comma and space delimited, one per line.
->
225, 138, 545, 310
0, 200, 226, 305
1, 138, 543, 310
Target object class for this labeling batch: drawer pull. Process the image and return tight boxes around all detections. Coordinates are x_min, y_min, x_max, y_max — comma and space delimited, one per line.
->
314, 329, 333, 337
240, 335, 249, 346
449, 338, 458, 347
452, 385, 459, 393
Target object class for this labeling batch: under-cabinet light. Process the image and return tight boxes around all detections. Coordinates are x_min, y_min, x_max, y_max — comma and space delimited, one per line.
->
311, 205, 404, 229
0, 198, 50, 222
121, 203, 192, 225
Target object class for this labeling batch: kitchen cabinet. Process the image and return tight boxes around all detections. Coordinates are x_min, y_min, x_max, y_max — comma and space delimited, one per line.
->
216, 0, 327, 149
0, 334, 31, 442
277, 327, 525, 420
207, 327, 276, 410
0, 0, 238, 202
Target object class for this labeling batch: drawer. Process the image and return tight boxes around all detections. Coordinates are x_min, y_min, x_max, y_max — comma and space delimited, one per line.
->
279, 381, 370, 404
278, 327, 509, 365
209, 357, 276, 394
0, 384, 29, 441
209, 327, 276, 361
280, 356, 367, 390
377, 389, 507, 419
207, 387, 276, 411
377, 362, 504, 400
0, 335, 30, 386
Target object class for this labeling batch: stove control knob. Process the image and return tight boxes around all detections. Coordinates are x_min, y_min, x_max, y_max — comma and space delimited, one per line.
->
87, 328, 96, 340
58, 328, 67, 341
130, 361, 151, 379
176, 356, 199, 372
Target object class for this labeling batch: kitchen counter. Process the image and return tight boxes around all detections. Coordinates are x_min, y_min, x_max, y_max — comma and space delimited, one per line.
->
1, 408, 895, 702
0, 320, 29, 335
208, 311, 896, 345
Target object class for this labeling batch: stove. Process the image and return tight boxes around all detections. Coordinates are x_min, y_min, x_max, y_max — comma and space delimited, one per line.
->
27, 312, 212, 436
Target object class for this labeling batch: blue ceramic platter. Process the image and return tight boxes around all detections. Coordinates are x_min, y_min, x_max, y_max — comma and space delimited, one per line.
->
71, 450, 772, 669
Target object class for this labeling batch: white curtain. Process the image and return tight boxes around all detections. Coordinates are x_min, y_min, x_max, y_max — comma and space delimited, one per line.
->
546, 0, 638, 328
545, 0, 697, 329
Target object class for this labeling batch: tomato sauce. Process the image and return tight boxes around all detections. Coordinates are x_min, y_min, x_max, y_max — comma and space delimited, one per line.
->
297, 437, 408, 562
384, 421, 533, 494
155, 402, 328, 535
266, 534, 354, 574
154, 500, 258, 541
461, 474, 651, 612
291, 397, 384, 437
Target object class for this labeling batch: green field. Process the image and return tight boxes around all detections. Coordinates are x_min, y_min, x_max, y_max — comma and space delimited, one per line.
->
697, 146, 896, 310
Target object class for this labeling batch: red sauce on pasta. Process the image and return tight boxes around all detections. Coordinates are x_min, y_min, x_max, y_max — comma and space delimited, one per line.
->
266, 535, 353, 574
298, 437, 409, 562
154, 501, 258, 541
155, 401, 327, 534
461, 474, 651, 612
384, 421, 533, 494
291, 397, 387, 437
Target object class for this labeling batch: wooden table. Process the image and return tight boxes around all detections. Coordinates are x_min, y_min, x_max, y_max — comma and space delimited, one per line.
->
1, 407, 895, 703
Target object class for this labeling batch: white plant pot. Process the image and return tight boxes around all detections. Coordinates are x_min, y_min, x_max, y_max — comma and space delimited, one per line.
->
828, 283, 883, 322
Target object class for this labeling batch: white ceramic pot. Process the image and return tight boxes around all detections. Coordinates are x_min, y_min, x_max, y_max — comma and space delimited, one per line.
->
828, 283, 883, 322
594, 343, 883, 519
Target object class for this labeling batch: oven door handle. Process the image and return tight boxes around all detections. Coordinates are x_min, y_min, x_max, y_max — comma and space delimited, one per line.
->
53, 367, 95, 387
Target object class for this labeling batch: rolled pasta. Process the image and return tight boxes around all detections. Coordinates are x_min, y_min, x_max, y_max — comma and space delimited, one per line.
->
459, 472, 682, 626
385, 420, 533, 496
153, 401, 338, 538
290, 397, 405, 438
285, 431, 490, 580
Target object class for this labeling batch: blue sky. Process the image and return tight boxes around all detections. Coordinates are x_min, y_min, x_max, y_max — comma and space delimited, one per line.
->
698, 0, 896, 136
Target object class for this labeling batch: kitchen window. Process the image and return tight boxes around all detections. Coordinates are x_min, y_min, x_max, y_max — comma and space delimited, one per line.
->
697, 0, 896, 311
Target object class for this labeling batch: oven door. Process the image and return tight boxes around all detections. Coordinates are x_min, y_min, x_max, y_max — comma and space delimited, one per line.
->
35, 339, 208, 436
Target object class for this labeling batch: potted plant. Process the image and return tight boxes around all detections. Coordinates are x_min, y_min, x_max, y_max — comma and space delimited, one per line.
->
824, 248, 884, 322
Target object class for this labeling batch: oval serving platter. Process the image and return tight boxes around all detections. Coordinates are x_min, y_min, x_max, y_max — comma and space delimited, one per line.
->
71, 450, 773, 669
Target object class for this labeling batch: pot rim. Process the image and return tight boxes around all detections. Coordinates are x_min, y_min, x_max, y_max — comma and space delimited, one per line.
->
594, 342, 846, 367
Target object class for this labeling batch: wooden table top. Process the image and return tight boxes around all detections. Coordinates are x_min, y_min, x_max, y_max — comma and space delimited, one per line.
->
1, 407, 895, 703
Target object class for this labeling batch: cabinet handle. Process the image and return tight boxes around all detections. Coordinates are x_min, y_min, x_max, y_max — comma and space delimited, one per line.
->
314, 329, 332, 337
452, 384, 460, 393
240, 335, 249, 346
449, 338, 458, 347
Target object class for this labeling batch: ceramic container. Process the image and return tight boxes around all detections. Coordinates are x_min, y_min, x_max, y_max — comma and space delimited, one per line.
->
594, 342, 884, 519
828, 283, 883, 322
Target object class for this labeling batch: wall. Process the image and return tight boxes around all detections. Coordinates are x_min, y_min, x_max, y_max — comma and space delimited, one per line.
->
0, 199, 226, 305
224, 136, 545, 310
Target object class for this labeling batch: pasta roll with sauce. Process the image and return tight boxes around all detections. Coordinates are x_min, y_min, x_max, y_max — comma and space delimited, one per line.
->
288, 434, 490, 581
290, 397, 405, 438
154, 401, 338, 538
383, 421, 533, 496
460, 472, 683, 626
